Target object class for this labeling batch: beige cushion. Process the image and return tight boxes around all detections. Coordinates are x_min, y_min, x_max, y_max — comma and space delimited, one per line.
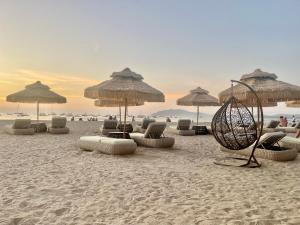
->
266, 120, 280, 128
144, 122, 166, 139
12, 119, 31, 129
79, 136, 136, 155
177, 119, 191, 130
51, 117, 67, 128
279, 136, 300, 152
48, 127, 69, 134
103, 119, 118, 129
168, 126, 195, 136
4, 125, 35, 135
130, 133, 175, 148
141, 118, 156, 129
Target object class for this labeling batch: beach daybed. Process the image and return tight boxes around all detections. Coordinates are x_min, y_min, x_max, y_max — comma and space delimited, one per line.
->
79, 136, 137, 155
100, 119, 119, 135
134, 118, 156, 133
48, 117, 69, 134
221, 132, 298, 161
130, 122, 175, 148
263, 120, 298, 134
4, 119, 35, 135
168, 119, 195, 136
279, 136, 300, 153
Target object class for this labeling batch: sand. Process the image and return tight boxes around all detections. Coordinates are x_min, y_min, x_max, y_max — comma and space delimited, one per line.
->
0, 121, 300, 225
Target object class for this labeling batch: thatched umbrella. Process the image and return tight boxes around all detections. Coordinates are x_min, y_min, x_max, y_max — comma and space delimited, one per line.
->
219, 69, 300, 105
6, 81, 66, 121
85, 68, 165, 136
94, 99, 144, 122
286, 101, 300, 108
177, 87, 219, 125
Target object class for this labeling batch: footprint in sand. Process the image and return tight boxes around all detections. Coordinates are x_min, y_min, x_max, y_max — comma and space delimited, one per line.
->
53, 207, 68, 216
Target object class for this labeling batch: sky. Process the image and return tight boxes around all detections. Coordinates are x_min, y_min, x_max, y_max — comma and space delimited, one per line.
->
1, 0, 300, 116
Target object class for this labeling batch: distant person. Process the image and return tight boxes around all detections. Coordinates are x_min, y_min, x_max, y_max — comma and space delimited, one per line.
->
166, 117, 171, 123
109, 115, 113, 120
71, 116, 75, 121
113, 115, 117, 120
132, 116, 135, 122
291, 115, 296, 127
279, 116, 287, 127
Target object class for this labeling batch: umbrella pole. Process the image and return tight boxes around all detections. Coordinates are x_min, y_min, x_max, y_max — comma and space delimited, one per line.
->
37, 101, 40, 122
119, 104, 121, 123
197, 105, 199, 125
123, 98, 127, 138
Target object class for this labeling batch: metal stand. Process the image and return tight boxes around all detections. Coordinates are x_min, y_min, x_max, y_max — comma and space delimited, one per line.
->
213, 80, 264, 168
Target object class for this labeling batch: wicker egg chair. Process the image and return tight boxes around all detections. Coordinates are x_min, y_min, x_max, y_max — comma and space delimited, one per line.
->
211, 80, 264, 167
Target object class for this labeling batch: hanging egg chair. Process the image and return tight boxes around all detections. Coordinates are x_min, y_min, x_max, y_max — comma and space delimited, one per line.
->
211, 80, 264, 167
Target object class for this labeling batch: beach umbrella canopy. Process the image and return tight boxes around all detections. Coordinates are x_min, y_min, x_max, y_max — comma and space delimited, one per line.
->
177, 87, 219, 124
286, 101, 300, 108
85, 68, 165, 136
84, 68, 165, 103
6, 81, 66, 121
219, 69, 300, 105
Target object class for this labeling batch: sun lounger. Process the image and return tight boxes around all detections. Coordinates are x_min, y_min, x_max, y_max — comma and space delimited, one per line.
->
221, 132, 297, 161
263, 120, 298, 134
4, 119, 35, 135
130, 122, 175, 148
79, 136, 137, 155
100, 119, 119, 135
168, 119, 195, 136
134, 118, 156, 133
48, 117, 69, 134
279, 136, 300, 153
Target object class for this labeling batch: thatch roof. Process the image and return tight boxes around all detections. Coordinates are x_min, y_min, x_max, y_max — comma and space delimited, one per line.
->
94, 99, 144, 107
84, 68, 165, 103
177, 87, 219, 106
6, 81, 66, 104
219, 69, 300, 105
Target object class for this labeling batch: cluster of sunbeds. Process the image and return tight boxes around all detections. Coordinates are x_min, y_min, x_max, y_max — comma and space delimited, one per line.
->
4, 117, 70, 135
79, 118, 176, 154
4, 116, 300, 162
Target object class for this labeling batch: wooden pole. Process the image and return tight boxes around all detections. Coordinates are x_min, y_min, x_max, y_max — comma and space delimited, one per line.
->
37, 101, 40, 122
119, 103, 121, 123
123, 98, 127, 138
197, 105, 199, 125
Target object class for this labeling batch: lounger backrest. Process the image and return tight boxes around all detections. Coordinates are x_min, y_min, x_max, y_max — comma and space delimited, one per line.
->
144, 122, 167, 139
12, 119, 31, 129
103, 119, 118, 129
177, 119, 191, 130
141, 118, 156, 129
52, 117, 67, 128
266, 120, 280, 128
256, 132, 286, 149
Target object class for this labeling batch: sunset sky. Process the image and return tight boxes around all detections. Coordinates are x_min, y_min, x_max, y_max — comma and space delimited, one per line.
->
1, 0, 300, 115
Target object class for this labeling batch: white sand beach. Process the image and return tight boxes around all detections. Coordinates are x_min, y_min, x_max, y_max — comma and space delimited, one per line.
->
0, 121, 300, 225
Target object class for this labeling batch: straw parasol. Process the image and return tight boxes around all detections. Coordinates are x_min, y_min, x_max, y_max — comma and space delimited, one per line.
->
177, 87, 219, 124
219, 69, 300, 105
7, 81, 66, 121
286, 101, 300, 108
84, 68, 164, 102
85, 68, 165, 136
94, 99, 144, 122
